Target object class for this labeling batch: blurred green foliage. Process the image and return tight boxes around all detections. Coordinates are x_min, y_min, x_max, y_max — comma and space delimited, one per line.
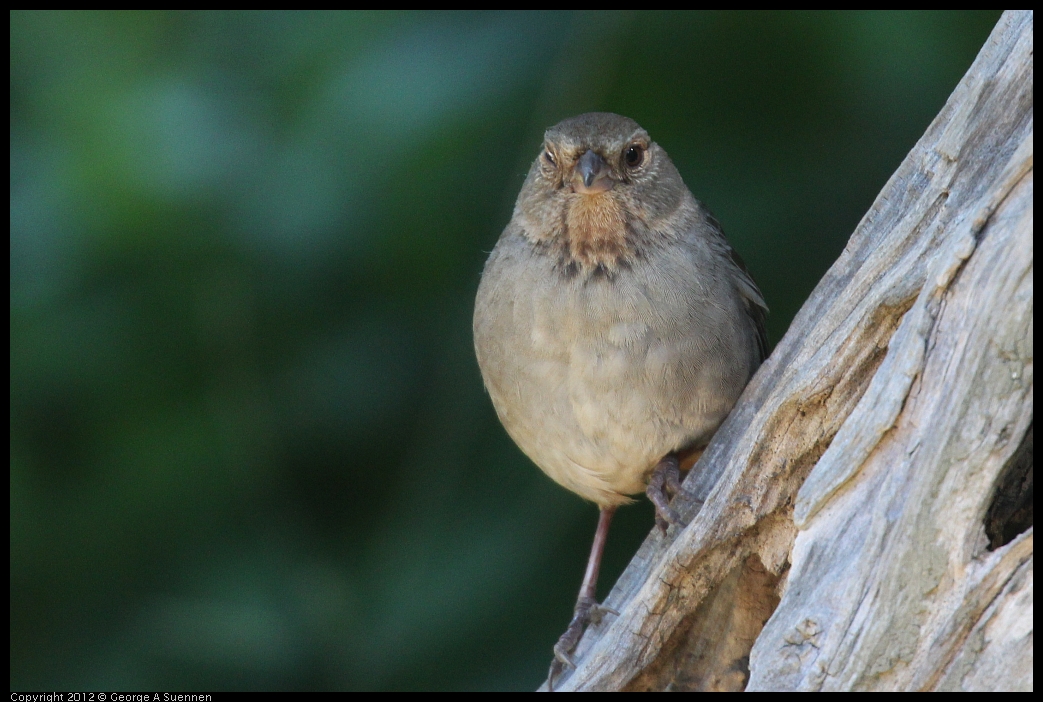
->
11, 10, 1001, 691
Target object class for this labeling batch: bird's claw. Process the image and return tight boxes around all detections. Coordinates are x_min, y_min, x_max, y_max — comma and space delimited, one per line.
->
547, 595, 617, 690
553, 645, 576, 669
589, 602, 619, 622
647, 455, 688, 534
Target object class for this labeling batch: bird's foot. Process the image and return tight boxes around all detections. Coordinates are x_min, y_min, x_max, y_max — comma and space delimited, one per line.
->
547, 595, 619, 690
646, 454, 688, 534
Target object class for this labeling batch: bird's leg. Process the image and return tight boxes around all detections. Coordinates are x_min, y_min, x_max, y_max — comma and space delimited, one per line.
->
646, 453, 686, 534
548, 505, 619, 689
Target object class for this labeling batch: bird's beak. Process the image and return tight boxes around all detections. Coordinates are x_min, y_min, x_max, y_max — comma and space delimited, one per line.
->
572, 150, 614, 195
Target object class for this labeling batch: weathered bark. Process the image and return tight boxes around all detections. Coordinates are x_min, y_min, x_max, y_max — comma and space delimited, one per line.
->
544, 10, 1032, 692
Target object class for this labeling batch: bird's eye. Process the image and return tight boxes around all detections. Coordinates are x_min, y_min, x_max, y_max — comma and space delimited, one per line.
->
543, 150, 556, 167
623, 144, 645, 169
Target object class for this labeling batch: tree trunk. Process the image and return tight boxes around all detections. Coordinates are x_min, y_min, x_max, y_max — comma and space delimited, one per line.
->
544, 10, 1033, 692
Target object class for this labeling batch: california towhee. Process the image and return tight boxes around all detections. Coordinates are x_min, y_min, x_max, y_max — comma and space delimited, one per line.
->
473, 113, 767, 687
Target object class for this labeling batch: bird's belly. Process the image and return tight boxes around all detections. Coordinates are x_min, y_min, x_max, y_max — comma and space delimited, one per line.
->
476, 243, 747, 506
507, 310, 716, 505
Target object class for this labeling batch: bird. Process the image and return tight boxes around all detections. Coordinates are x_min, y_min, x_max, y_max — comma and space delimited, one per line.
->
472, 112, 767, 688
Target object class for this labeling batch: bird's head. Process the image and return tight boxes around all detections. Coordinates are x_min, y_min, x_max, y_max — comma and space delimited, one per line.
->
514, 113, 690, 275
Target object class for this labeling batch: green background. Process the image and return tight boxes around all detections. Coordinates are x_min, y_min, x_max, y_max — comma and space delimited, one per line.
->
11, 10, 1002, 690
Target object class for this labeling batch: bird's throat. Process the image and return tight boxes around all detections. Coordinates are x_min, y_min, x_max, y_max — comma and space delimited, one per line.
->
563, 194, 631, 273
